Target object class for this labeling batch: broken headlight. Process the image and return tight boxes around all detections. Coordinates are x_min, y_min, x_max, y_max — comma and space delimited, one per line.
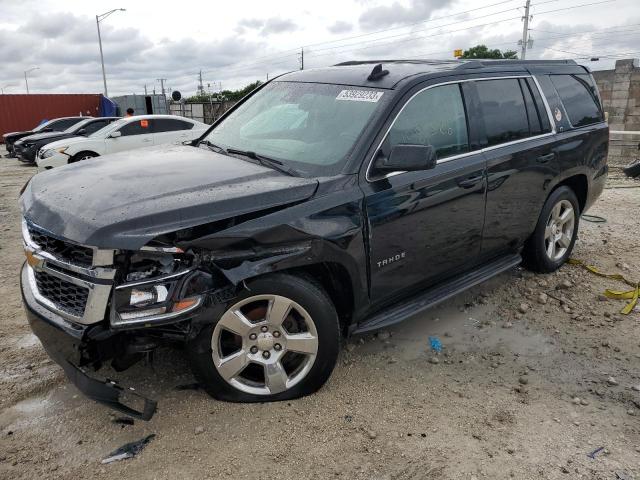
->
111, 251, 203, 327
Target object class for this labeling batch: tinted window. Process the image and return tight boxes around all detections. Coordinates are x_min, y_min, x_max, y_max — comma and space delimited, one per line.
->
476, 79, 530, 146
526, 78, 552, 133
83, 120, 109, 135
154, 118, 194, 132
520, 79, 542, 136
384, 83, 469, 160
49, 118, 83, 131
550, 74, 603, 127
119, 119, 152, 136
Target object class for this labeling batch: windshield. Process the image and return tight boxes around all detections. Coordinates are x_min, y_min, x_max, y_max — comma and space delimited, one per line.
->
204, 81, 385, 176
32, 120, 52, 132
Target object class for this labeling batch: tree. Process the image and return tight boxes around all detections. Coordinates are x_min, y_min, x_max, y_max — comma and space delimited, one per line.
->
185, 80, 263, 103
460, 45, 518, 59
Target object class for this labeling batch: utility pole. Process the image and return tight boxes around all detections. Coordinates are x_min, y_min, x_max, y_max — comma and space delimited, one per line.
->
157, 78, 167, 113
520, 0, 531, 60
299, 47, 304, 70
198, 70, 204, 96
144, 84, 148, 95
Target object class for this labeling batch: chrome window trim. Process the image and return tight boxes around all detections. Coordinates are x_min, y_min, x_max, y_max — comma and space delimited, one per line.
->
366, 74, 556, 182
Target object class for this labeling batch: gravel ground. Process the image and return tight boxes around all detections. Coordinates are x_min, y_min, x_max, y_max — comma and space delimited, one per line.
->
1, 148, 639, 480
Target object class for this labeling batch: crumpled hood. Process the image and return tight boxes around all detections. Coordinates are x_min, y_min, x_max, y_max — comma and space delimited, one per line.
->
21, 144, 318, 250
18, 131, 76, 144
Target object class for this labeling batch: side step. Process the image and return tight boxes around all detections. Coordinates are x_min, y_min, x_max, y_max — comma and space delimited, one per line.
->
353, 253, 522, 334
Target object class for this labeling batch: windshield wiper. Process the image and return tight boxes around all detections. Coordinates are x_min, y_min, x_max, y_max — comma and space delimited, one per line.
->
226, 148, 298, 176
199, 139, 226, 153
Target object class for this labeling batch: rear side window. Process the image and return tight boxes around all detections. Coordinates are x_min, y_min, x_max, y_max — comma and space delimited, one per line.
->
475, 79, 529, 146
384, 83, 469, 160
550, 74, 603, 127
154, 118, 194, 132
119, 119, 152, 136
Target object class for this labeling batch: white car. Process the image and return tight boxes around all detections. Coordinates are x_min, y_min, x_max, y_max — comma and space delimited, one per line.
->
36, 115, 208, 169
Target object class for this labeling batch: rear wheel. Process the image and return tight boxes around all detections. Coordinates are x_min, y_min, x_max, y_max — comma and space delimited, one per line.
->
187, 273, 340, 402
523, 186, 579, 273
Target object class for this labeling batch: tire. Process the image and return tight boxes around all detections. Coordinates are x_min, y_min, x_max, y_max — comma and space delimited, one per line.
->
623, 159, 640, 178
522, 186, 580, 273
70, 151, 98, 163
187, 273, 340, 403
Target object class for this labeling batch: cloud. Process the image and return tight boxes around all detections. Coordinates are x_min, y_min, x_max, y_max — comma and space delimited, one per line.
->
327, 20, 353, 34
236, 16, 298, 35
359, 0, 455, 30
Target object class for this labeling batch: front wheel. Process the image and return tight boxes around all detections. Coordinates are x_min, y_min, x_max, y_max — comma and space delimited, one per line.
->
187, 273, 340, 402
523, 186, 580, 273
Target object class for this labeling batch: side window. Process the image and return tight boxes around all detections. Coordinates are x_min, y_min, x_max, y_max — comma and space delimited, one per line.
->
476, 79, 530, 146
154, 118, 193, 133
550, 74, 603, 127
84, 120, 108, 134
519, 79, 542, 136
384, 83, 469, 160
119, 119, 152, 136
50, 118, 81, 131
526, 78, 552, 133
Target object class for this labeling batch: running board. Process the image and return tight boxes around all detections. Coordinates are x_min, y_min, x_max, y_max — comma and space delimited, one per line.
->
353, 253, 522, 334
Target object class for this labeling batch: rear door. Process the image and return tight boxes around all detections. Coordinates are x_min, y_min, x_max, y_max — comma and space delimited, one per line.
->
153, 118, 195, 145
362, 81, 487, 304
105, 118, 154, 154
472, 76, 557, 258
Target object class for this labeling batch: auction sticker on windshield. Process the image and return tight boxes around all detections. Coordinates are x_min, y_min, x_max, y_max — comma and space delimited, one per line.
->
336, 90, 384, 102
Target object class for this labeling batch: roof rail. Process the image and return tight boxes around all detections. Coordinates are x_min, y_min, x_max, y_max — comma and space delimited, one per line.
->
456, 59, 578, 69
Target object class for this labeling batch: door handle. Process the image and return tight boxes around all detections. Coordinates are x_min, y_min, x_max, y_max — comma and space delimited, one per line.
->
457, 175, 484, 189
536, 152, 555, 163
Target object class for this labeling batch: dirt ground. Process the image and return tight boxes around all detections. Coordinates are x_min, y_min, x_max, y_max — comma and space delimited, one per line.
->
0, 147, 639, 480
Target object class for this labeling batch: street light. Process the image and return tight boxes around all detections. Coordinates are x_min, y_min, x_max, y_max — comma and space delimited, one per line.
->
24, 67, 39, 94
96, 8, 126, 97
1, 83, 16, 94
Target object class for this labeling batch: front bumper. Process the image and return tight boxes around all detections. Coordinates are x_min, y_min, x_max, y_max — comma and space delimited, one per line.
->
17, 145, 37, 163
21, 263, 157, 420
36, 151, 68, 169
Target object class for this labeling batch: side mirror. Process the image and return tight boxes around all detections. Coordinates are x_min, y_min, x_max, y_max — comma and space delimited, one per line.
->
377, 144, 437, 172
109, 131, 122, 138
77, 128, 87, 135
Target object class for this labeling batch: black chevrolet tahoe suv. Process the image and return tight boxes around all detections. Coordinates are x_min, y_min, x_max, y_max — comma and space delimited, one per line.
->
20, 59, 608, 419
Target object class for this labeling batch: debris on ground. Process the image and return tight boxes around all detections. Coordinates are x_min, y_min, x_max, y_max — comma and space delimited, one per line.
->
587, 446, 605, 459
428, 336, 442, 353
101, 434, 156, 464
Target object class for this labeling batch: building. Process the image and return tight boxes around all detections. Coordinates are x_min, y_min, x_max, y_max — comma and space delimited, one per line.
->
592, 59, 640, 171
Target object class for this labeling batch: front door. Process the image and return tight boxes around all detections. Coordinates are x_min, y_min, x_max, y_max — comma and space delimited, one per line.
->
105, 118, 154, 154
363, 82, 487, 304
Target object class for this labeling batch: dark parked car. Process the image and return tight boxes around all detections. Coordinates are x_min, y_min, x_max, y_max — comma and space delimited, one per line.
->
20, 59, 608, 419
14, 117, 120, 163
3, 117, 87, 157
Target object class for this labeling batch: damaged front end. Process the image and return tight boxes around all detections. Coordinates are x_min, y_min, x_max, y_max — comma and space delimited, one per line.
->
21, 219, 238, 420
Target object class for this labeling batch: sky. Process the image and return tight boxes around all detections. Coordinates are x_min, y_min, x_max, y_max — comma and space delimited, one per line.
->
1, 0, 639, 96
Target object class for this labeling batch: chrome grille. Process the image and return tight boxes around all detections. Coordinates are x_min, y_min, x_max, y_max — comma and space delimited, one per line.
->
27, 225, 94, 267
33, 270, 89, 317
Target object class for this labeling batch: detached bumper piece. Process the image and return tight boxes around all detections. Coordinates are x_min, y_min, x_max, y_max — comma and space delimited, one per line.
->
22, 263, 157, 420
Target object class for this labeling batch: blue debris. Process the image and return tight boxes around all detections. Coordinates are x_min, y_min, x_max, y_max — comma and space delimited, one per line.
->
428, 336, 442, 353
587, 446, 605, 459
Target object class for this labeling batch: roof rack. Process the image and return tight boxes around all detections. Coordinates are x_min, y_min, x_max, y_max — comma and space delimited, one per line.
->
334, 59, 578, 68
456, 59, 578, 69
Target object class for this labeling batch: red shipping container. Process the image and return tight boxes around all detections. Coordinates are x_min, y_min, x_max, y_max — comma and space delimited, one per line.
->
0, 94, 103, 140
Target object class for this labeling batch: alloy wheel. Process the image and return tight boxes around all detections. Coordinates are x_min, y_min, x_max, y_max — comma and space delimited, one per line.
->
544, 199, 575, 261
211, 294, 319, 395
